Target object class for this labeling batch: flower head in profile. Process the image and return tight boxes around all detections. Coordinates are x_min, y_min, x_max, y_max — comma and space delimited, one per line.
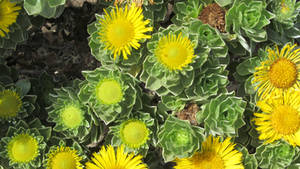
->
0, 0, 21, 37
155, 33, 195, 71
85, 145, 148, 169
252, 43, 300, 98
254, 89, 300, 146
46, 146, 83, 169
174, 135, 244, 169
98, 4, 153, 60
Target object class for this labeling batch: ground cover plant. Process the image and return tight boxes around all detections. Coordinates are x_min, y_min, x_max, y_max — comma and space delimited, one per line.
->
0, 0, 300, 168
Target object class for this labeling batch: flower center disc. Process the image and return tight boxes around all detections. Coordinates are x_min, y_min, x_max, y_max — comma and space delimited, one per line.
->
198, 3, 226, 32
8, 134, 38, 162
0, 90, 22, 118
52, 152, 76, 169
107, 20, 134, 48
96, 79, 123, 105
194, 152, 225, 169
272, 105, 300, 135
269, 58, 297, 89
61, 105, 84, 129
120, 120, 149, 148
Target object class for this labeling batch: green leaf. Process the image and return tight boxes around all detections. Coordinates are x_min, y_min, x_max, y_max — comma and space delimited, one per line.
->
215, 0, 232, 7
15, 79, 31, 97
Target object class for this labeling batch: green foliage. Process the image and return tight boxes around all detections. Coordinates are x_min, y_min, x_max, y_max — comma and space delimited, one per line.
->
197, 92, 246, 136
256, 141, 299, 169
157, 115, 204, 162
23, 0, 66, 18
226, 0, 275, 50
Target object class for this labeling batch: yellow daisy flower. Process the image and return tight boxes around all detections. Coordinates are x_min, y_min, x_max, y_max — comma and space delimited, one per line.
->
252, 43, 300, 98
46, 146, 83, 169
174, 136, 244, 169
0, 0, 21, 37
155, 33, 195, 71
254, 89, 300, 146
98, 4, 153, 60
85, 145, 148, 169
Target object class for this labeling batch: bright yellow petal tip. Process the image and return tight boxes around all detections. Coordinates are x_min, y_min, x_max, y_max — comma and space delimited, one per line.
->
0, 0, 21, 37
98, 4, 153, 60
252, 43, 300, 98
7, 133, 39, 163
85, 145, 148, 169
155, 33, 195, 71
120, 119, 150, 148
174, 135, 244, 169
254, 90, 300, 146
0, 89, 22, 119
46, 146, 83, 169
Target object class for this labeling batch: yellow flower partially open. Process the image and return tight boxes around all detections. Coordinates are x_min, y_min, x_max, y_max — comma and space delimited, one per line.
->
0, 90, 22, 119
155, 33, 195, 71
98, 4, 153, 60
120, 119, 149, 148
46, 146, 83, 169
0, 0, 21, 37
7, 133, 39, 163
174, 136, 244, 169
95, 78, 123, 105
85, 145, 148, 169
254, 90, 300, 146
252, 44, 300, 98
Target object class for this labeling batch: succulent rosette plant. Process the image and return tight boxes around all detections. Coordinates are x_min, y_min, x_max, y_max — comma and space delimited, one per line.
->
0, 0, 30, 57
141, 24, 228, 101
267, 0, 300, 44
23, 0, 66, 18
79, 66, 141, 124
226, 0, 275, 50
87, 4, 153, 75
0, 80, 36, 122
238, 146, 258, 169
255, 141, 300, 169
109, 111, 155, 156
47, 79, 103, 143
157, 115, 204, 162
196, 92, 246, 136
0, 119, 51, 169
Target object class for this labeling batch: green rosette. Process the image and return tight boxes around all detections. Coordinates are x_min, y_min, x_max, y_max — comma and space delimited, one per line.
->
0, 119, 51, 169
141, 24, 214, 100
256, 141, 300, 169
0, 9, 30, 58
157, 115, 204, 162
226, 0, 274, 48
109, 112, 155, 156
196, 92, 246, 136
189, 19, 228, 59
23, 0, 66, 18
237, 146, 258, 169
79, 66, 140, 124
47, 79, 102, 143
0, 79, 36, 122
267, 0, 300, 44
